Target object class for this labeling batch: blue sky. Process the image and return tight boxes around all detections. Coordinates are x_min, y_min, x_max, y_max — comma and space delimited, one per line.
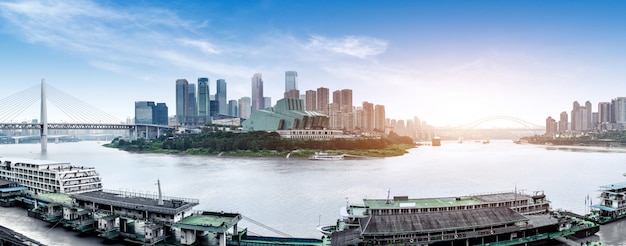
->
1, 0, 625, 127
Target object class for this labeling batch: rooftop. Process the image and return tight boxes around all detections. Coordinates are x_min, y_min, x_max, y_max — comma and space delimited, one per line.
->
176, 211, 242, 233
0, 157, 69, 166
359, 207, 528, 236
71, 190, 199, 215
35, 193, 74, 205
600, 182, 626, 191
363, 192, 535, 209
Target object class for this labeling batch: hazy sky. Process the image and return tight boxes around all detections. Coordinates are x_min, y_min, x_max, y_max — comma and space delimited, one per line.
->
1, 0, 625, 127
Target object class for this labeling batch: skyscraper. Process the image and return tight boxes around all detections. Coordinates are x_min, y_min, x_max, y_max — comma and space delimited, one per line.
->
251, 73, 264, 113
285, 71, 298, 92
374, 104, 385, 131
188, 83, 198, 125
340, 89, 353, 113
175, 79, 188, 125
317, 87, 329, 116
264, 97, 272, 109
239, 97, 251, 119
228, 100, 238, 117
305, 90, 317, 111
362, 101, 374, 131
216, 79, 227, 115
154, 103, 168, 126
197, 78, 210, 124
614, 97, 626, 124
135, 101, 155, 124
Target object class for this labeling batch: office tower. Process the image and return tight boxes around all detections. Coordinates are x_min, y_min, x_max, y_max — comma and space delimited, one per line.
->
135, 101, 168, 125
251, 73, 264, 113
197, 78, 210, 124
317, 87, 329, 116
559, 111, 568, 133
187, 83, 198, 125
362, 101, 374, 131
264, 97, 272, 109
216, 79, 227, 115
305, 90, 317, 111
228, 100, 238, 117
285, 71, 298, 92
374, 104, 385, 131
175, 79, 189, 125
210, 100, 219, 117
135, 101, 155, 124
239, 97, 251, 119
154, 103, 168, 125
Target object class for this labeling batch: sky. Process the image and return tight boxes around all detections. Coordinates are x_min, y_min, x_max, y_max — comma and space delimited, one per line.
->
1, 0, 625, 127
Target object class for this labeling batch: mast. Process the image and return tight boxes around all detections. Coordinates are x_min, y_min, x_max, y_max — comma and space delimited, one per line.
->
41, 79, 48, 153
157, 179, 164, 205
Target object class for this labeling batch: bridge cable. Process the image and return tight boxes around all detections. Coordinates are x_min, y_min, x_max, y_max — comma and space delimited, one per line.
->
0, 85, 40, 122
46, 85, 121, 124
241, 215, 294, 238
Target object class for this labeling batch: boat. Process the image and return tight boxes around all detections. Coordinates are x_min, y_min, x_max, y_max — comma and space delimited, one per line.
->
587, 180, 626, 224
325, 190, 599, 245
0, 158, 102, 194
309, 152, 344, 160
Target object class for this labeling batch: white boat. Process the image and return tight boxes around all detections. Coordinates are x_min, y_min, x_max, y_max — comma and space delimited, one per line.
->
308, 152, 344, 160
0, 157, 103, 194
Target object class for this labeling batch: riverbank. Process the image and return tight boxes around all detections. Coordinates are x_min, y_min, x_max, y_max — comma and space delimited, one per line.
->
104, 143, 416, 158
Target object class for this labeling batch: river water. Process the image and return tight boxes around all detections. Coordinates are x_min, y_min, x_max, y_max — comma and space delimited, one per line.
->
0, 140, 625, 245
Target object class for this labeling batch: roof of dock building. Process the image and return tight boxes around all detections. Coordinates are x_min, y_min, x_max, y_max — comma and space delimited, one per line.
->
35, 193, 74, 206
176, 211, 242, 233
363, 192, 534, 209
600, 181, 626, 191
359, 207, 527, 236
71, 190, 199, 215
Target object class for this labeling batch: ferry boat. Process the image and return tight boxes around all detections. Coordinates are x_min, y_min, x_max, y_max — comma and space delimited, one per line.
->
0, 158, 102, 194
588, 180, 626, 224
308, 152, 344, 161
325, 190, 599, 245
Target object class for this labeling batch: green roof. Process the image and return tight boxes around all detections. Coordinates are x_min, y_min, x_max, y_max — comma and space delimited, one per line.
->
364, 197, 482, 209
36, 193, 73, 206
176, 212, 242, 233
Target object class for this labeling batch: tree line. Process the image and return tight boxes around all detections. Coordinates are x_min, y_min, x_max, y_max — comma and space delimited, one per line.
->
109, 129, 415, 154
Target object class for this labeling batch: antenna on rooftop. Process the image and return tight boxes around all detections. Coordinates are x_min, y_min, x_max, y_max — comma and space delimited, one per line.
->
386, 189, 391, 204
156, 179, 164, 206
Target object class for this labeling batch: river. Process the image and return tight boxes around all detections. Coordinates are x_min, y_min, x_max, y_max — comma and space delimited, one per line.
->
0, 140, 625, 245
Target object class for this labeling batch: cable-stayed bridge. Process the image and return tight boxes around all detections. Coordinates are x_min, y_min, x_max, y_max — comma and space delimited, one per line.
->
0, 80, 173, 152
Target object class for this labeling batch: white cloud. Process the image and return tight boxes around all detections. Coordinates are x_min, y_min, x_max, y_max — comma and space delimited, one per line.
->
306, 35, 388, 59
177, 39, 221, 55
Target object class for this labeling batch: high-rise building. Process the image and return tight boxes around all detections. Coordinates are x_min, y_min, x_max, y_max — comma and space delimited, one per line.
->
362, 101, 374, 131
584, 101, 592, 130
285, 71, 298, 92
154, 103, 168, 126
216, 79, 227, 115
559, 111, 568, 134
187, 83, 198, 125
546, 117, 557, 136
239, 97, 251, 119
251, 73, 264, 113
598, 102, 611, 124
264, 97, 272, 109
175, 79, 189, 125
614, 97, 626, 124
135, 101, 168, 125
340, 89, 353, 113
571, 101, 580, 132
305, 90, 317, 111
228, 100, 238, 117
197, 78, 210, 124
135, 101, 155, 124
284, 89, 300, 99
316, 87, 329, 115
374, 104, 385, 131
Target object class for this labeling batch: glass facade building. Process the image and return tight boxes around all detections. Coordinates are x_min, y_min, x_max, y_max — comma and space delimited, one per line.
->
175, 79, 188, 124
197, 78, 210, 124
217, 79, 227, 115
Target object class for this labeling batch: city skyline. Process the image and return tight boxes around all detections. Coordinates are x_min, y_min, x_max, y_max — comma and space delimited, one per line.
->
1, 1, 626, 126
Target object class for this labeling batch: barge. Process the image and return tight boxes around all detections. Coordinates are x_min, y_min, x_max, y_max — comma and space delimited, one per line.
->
325, 190, 599, 246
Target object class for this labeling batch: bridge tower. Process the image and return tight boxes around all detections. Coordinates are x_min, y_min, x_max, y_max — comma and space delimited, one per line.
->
41, 79, 48, 153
